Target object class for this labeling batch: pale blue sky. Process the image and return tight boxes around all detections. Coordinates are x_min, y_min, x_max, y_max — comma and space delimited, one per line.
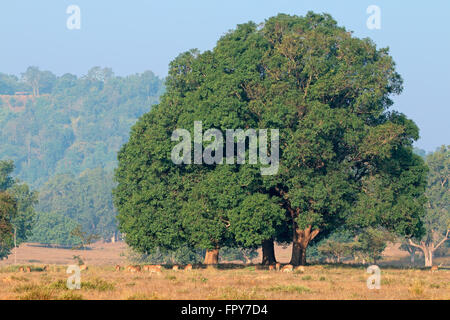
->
0, 1, 448, 151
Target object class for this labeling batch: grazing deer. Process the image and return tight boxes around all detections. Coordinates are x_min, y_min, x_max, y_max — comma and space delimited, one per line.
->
26, 267, 31, 273
431, 264, 443, 273
79, 264, 88, 271
281, 264, 294, 273
172, 265, 179, 271
184, 264, 192, 271
275, 263, 281, 271
115, 265, 121, 271
143, 265, 162, 273
294, 266, 305, 273
268, 265, 274, 271
126, 265, 141, 273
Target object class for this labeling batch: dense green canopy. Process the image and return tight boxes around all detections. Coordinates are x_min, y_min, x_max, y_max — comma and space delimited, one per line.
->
36, 168, 118, 242
0, 160, 36, 259
115, 12, 427, 265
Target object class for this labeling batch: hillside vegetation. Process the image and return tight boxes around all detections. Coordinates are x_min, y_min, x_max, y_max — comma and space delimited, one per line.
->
0, 67, 164, 244
0, 67, 164, 187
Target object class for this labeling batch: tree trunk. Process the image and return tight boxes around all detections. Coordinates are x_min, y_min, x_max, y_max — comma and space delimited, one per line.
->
261, 239, 277, 265
204, 248, 219, 265
408, 230, 449, 268
424, 247, 433, 267
290, 226, 320, 266
290, 239, 307, 266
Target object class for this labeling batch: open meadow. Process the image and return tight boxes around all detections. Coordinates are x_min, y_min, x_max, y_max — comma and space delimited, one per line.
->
0, 263, 448, 300
0, 242, 448, 300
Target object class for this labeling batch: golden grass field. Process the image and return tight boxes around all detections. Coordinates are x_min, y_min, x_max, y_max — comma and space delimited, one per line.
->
0, 263, 448, 300
0, 242, 448, 300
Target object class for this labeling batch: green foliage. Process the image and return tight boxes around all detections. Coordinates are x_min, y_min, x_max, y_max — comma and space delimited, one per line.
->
398, 146, 449, 266
219, 247, 258, 263
307, 229, 354, 262
0, 73, 28, 95
115, 12, 427, 265
127, 246, 203, 265
0, 160, 14, 190
422, 145, 449, 242
28, 211, 81, 246
0, 67, 164, 248
317, 239, 354, 264
0, 160, 36, 257
353, 227, 396, 264
0, 191, 16, 259
310, 227, 396, 264
0, 67, 164, 188
9, 183, 38, 244
70, 225, 100, 250
37, 168, 118, 241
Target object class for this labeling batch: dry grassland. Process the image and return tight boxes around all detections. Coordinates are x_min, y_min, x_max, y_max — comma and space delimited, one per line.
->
0, 264, 448, 300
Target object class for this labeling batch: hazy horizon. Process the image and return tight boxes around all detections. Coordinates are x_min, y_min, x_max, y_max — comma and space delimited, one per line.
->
1, 1, 448, 152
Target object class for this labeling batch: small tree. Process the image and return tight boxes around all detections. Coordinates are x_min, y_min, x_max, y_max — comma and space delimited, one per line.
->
21, 66, 41, 97
0, 160, 36, 259
400, 241, 419, 266
407, 146, 449, 267
70, 225, 100, 250
353, 228, 395, 265
318, 240, 354, 263
0, 191, 16, 259
126, 246, 203, 265
29, 211, 81, 247
220, 247, 259, 264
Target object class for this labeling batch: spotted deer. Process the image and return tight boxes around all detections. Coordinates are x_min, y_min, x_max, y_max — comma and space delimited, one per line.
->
275, 263, 281, 271
268, 265, 275, 271
184, 264, 192, 271
18, 267, 24, 273
126, 265, 141, 273
143, 265, 162, 273
172, 265, 179, 271
281, 264, 294, 273
115, 265, 121, 272
26, 267, 31, 273
294, 266, 305, 273
79, 264, 88, 271
431, 263, 443, 273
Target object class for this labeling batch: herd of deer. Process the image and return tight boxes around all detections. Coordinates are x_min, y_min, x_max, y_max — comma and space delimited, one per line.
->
16, 264, 88, 273
116, 263, 307, 273
269, 263, 305, 273
119, 264, 191, 273
14, 263, 441, 273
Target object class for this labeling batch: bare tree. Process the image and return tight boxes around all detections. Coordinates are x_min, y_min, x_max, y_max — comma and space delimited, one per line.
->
408, 230, 449, 267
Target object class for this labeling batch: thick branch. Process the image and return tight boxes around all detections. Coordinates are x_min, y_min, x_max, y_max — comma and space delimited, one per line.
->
310, 228, 320, 241
408, 239, 425, 250
219, 217, 231, 228
434, 230, 449, 251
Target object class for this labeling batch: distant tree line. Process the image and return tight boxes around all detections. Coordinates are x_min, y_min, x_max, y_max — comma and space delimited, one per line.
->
0, 66, 165, 251
0, 66, 164, 187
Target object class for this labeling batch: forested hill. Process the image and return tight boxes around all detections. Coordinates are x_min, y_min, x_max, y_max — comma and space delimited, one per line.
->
0, 67, 165, 187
